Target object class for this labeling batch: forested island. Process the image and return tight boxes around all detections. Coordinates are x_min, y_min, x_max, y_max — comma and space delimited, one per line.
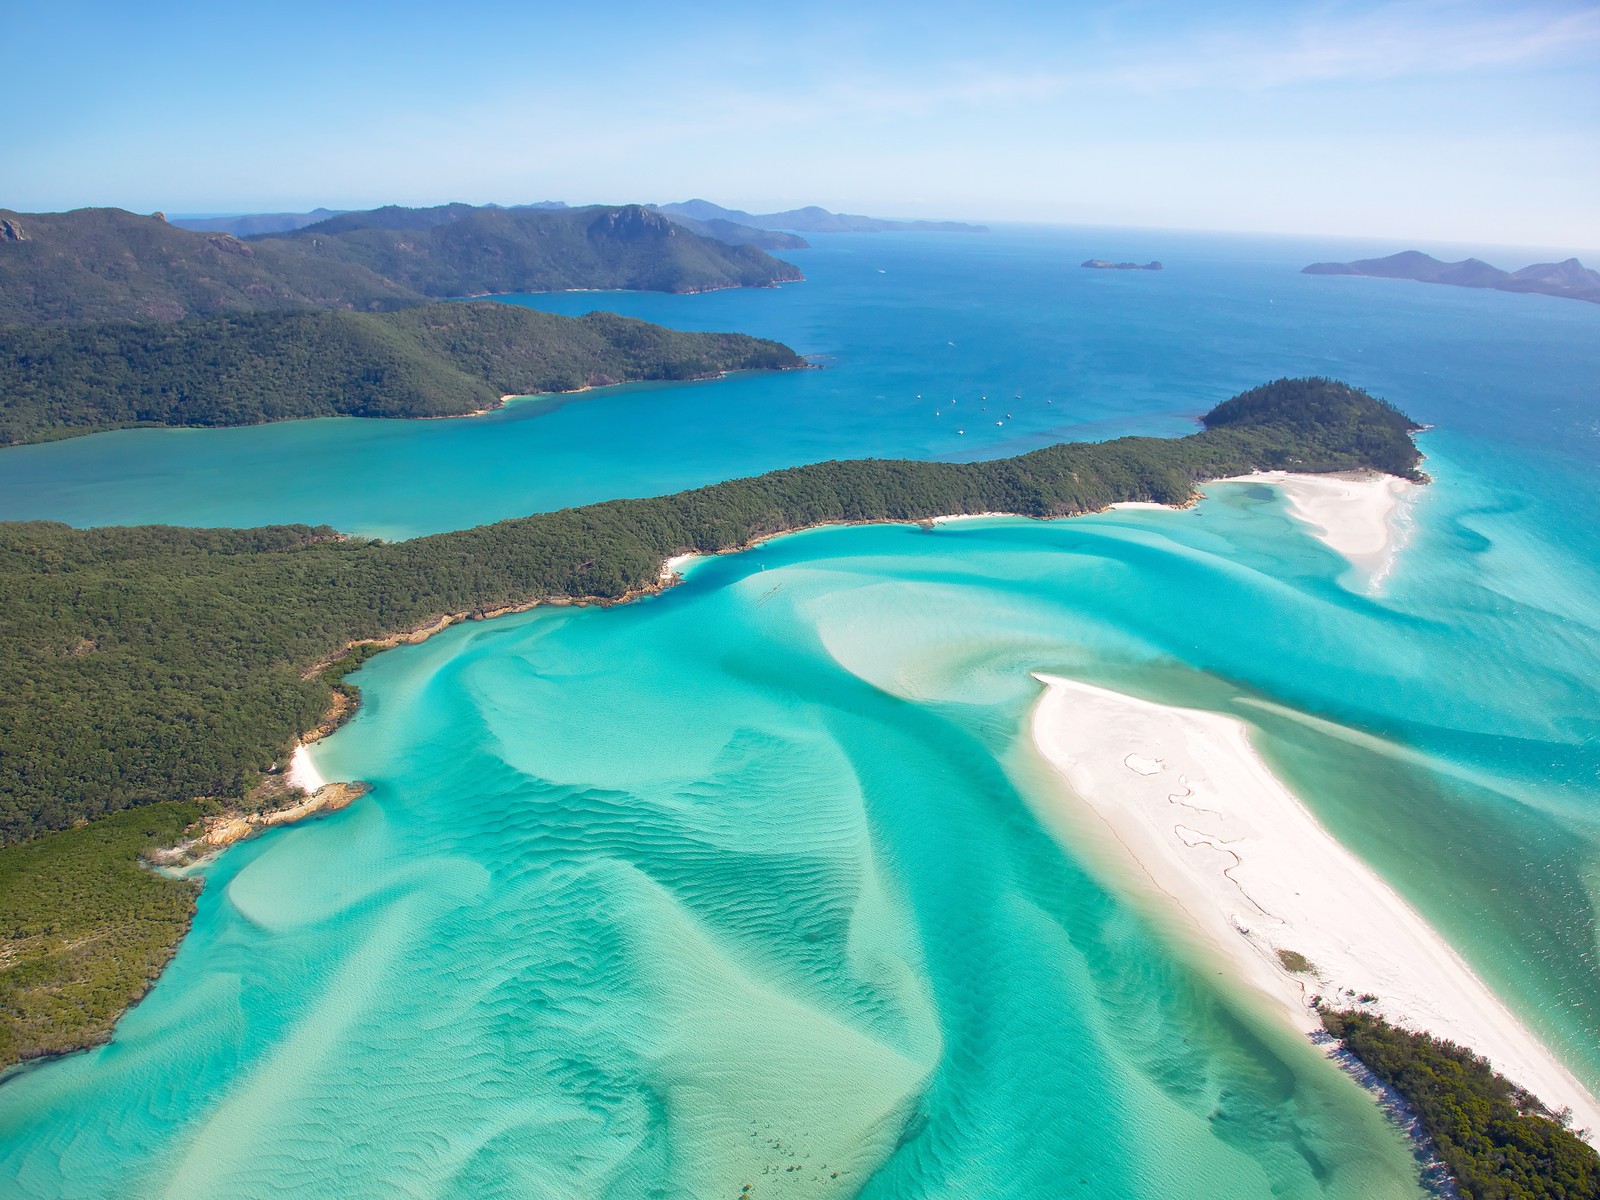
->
1321, 1009, 1600, 1199
0, 203, 802, 325
0, 302, 801, 445
1303, 250, 1600, 305
0, 377, 1423, 1069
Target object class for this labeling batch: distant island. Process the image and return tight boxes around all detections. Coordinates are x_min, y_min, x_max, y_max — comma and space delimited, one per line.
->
657, 199, 988, 234
1303, 250, 1600, 305
0, 203, 803, 325
1082, 259, 1163, 271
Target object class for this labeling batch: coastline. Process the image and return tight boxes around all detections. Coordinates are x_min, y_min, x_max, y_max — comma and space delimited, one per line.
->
413, 360, 814, 425
38, 467, 1418, 1074
1027, 673, 1600, 1138
1, 363, 814, 449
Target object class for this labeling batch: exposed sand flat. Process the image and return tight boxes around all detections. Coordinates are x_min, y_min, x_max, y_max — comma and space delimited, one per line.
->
1207, 470, 1417, 580
1029, 673, 1600, 1136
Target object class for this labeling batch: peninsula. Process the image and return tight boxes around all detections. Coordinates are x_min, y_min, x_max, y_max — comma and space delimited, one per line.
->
0, 302, 803, 445
1302, 250, 1600, 305
1030, 674, 1600, 1147
0, 376, 1420, 1069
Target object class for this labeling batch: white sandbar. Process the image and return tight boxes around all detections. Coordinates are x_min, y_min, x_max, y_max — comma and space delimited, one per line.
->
1030, 673, 1600, 1135
1208, 470, 1416, 578
286, 743, 330, 795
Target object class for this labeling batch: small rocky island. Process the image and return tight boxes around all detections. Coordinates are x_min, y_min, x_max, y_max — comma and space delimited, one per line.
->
1082, 259, 1162, 271
1303, 250, 1600, 305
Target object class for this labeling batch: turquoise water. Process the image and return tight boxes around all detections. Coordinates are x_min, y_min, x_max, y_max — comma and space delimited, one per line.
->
2, 229, 1599, 1197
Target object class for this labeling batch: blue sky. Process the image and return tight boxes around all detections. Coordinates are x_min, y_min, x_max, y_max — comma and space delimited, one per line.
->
4, 0, 1596, 248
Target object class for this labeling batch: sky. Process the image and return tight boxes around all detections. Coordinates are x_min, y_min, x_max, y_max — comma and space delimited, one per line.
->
3, 0, 1597, 249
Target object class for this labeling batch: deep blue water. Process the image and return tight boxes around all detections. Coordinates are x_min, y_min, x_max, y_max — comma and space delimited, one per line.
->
2, 227, 1596, 540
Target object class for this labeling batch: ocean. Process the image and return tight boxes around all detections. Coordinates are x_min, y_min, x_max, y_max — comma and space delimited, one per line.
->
1, 227, 1597, 1197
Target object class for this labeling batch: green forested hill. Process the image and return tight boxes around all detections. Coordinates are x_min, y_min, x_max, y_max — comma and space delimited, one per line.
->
0, 204, 803, 325
0, 301, 803, 444
264, 204, 806, 296
0, 208, 418, 324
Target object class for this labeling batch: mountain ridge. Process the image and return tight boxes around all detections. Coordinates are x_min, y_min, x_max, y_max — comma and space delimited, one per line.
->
0, 204, 802, 324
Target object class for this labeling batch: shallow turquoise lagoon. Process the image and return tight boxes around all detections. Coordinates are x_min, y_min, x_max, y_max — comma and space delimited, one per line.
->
6, 456, 1600, 1196
1, 229, 1598, 1196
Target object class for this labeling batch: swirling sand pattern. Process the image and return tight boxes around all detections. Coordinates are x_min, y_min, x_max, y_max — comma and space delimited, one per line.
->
5, 450, 1600, 1197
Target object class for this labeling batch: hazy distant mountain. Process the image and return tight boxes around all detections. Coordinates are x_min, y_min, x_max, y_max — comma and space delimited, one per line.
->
271, 203, 803, 297
173, 202, 572, 238
0, 203, 801, 323
658, 199, 988, 234
289, 201, 571, 236
1303, 250, 1600, 305
649, 210, 809, 251
172, 208, 347, 236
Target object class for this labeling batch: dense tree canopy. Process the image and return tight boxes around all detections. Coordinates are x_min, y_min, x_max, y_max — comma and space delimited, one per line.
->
0, 302, 803, 444
1322, 1009, 1600, 1199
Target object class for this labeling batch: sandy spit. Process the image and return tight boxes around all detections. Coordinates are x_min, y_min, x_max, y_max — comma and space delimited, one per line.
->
1206, 470, 1417, 585
1028, 673, 1600, 1137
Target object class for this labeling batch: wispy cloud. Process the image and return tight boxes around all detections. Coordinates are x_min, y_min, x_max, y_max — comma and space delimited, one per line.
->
498, 0, 1600, 156
1107, 1, 1600, 91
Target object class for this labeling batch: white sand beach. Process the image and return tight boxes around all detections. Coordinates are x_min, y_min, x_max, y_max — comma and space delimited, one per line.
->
1029, 673, 1600, 1136
286, 743, 330, 795
660, 553, 702, 582
1208, 470, 1417, 581
930, 511, 1010, 523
